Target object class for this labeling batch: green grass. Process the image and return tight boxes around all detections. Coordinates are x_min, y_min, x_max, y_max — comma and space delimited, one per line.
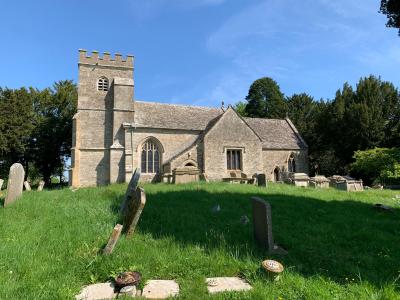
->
1, 182, 400, 299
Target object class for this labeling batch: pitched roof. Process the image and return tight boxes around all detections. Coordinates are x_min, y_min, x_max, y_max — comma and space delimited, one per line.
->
134, 101, 223, 131
133, 101, 307, 150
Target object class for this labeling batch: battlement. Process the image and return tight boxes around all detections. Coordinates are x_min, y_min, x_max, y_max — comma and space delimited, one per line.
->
78, 49, 134, 69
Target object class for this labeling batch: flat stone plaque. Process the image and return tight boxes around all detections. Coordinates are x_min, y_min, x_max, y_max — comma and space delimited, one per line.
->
142, 280, 179, 299
4, 163, 25, 207
75, 282, 117, 300
206, 277, 252, 294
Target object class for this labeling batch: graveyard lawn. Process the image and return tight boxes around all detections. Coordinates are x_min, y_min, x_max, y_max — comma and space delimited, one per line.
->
1, 183, 400, 299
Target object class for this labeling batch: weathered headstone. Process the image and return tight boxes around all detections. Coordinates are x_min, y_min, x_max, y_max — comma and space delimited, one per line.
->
24, 181, 31, 191
75, 282, 117, 300
0, 179, 4, 191
122, 187, 146, 237
250, 197, 287, 255
4, 163, 25, 207
103, 224, 123, 254
37, 180, 45, 191
257, 173, 267, 187
120, 168, 141, 213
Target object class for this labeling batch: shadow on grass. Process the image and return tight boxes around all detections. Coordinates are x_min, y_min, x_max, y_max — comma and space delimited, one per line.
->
110, 187, 400, 289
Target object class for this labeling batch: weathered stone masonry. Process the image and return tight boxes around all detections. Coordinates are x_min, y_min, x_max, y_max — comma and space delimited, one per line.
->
70, 50, 308, 187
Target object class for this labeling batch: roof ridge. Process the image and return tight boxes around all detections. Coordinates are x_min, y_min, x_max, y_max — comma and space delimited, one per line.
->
135, 100, 221, 111
244, 116, 286, 122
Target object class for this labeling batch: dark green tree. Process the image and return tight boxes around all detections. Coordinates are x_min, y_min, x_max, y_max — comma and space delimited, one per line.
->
233, 101, 248, 116
380, 0, 400, 35
0, 88, 35, 178
31, 80, 77, 185
244, 77, 287, 118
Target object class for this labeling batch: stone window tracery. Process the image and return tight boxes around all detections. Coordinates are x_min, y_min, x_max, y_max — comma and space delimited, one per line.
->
141, 139, 161, 173
97, 77, 109, 91
227, 149, 242, 170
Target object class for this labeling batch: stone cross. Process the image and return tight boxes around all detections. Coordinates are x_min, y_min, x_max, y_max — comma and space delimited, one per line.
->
122, 187, 146, 237
0, 179, 3, 191
24, 181, 31, 191
37, 181, 45, 191
250, 197, 287, 255
257, 173, 267, 187
4, 163, 25, 207
103, 224, 123, 254
120, 168, 141, 213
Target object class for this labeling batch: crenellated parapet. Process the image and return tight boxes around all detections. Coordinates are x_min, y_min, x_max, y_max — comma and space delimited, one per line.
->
78, 49, 134, 69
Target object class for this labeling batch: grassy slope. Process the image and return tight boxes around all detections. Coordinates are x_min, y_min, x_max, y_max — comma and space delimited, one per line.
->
0, 183, 400, 299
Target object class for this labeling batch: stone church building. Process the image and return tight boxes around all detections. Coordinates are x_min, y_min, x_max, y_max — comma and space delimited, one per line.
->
70, 50, 308, 187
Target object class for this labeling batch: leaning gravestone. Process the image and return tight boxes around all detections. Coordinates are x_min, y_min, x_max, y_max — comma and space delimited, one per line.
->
0, 179, 3, 191
103, 224, 123, 255
122, 187, 146, 237
257, 173, 267, 187
37, 180, 45, 191
24, 181, 31, 191
4, 163, 25, 207
250, 197, 287, 255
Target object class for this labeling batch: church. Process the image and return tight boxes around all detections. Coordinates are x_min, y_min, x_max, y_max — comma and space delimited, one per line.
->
70, 50, 308, 187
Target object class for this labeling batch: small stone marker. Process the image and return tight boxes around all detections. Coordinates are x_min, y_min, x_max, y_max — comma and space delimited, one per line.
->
37, 180, 45, 191
120, 168, 141, 213
4, 163, 25, 207
0, 179, 3, 191
211, 204, 221, 213
122, 187, 146, 237
206, 277, 252, 294
257, 173, 267, 187
142, 280, 179, 299
24, 181, 31, 191
75, 282, 117, 300
119, 285, 136, 297
373, 203, 393, 212
103, 224, 123, 254
250, 197, 287, 255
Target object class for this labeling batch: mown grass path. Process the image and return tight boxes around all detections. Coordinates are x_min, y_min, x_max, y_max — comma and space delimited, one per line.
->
0, 183, 400, 299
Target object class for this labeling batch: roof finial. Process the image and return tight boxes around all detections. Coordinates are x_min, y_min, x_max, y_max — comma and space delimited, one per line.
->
221, 100, 225, 111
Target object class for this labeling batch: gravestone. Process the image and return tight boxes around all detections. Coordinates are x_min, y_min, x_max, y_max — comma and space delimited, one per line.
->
24, 181, 31, 191
250, 197, 287, 255
120, 168, 141, 213
122, 187, 146, 237
103, 224, 123, 254
206, 277, 252, 294
4, 163, 25, 207
37, 180, 45, 191
142, 280, 179, 299
0, 179, 3, 191
257, 173, 267, 187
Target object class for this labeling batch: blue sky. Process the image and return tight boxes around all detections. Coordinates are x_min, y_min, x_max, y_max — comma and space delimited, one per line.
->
1, 0, 399, 107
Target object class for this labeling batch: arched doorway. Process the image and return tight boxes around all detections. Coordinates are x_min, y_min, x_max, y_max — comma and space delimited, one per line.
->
273, 167, 280, 182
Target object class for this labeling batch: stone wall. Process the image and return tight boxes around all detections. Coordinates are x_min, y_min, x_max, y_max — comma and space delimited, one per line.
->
203, 108, 263, 181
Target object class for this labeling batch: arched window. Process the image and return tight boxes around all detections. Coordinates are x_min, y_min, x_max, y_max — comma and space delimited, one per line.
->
141, 139, 161, 174
288, 153, 296, 173
97, 77, 109, 91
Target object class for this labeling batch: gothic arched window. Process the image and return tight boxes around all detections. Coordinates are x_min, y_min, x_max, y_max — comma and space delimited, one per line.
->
288, 153, 296, 173
97, 77, 109, 91
141, 139, 161, 173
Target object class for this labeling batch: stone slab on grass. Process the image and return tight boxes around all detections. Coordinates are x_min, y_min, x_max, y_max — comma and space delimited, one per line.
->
75, 282, 117, 300
206, 277, 252, 294
142, 280, 179, 299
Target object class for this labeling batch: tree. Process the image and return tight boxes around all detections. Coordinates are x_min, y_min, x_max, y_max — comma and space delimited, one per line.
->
244, 77, 287, 118
233, 101, 248, 116
0, 88, 35, 178
31, 81, 77, 185
380, 0, 400, 35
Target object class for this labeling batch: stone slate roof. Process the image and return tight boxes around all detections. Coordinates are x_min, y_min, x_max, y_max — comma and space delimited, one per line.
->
134, 101, 307, 149
244, 117, 307, 149
134, 101, 223, 131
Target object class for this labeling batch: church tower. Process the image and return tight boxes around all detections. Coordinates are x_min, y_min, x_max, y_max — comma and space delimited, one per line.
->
71, 50, 135, 187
